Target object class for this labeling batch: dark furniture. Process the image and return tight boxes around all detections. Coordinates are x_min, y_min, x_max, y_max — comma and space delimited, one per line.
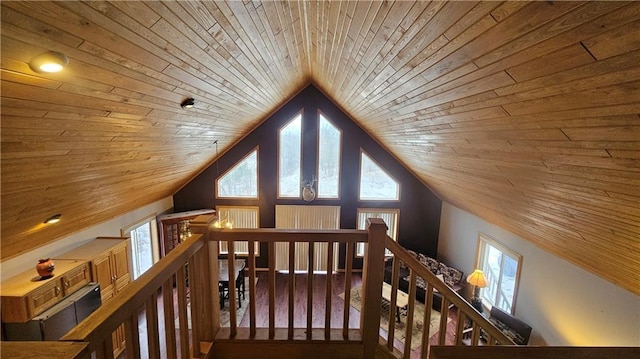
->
218, 259, 246, 309
383, 251, 464, 311
463, 306, 532, 345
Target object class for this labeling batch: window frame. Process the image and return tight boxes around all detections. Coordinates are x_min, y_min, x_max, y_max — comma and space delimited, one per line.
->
358, 149, 401, 202
215, 146, 259, 199
316, 111, 342, 199
355, 208, 399, 257
475, 233, 523, 315
216, 205, 261, 256
277, 111, 303, 199
121, 213, 160, 280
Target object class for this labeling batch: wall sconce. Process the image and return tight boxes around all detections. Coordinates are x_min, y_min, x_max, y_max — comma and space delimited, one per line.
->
44, 214, 62, 224
180, 98, 195, 109
29, 51, 69, 73
213, 217, 233, 229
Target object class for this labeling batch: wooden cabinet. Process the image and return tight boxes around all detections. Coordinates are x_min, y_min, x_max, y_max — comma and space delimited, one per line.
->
55, 237, 131, 356
157, 209, 215, 257
1, 260, 90, 323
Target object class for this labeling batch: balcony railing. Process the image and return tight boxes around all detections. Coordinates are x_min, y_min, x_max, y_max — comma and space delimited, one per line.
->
12, 214, 631, 359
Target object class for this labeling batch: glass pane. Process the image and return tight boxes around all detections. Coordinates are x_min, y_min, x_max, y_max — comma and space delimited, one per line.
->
359, 152, 399, 200
218, 150, 258, 198
279, 114, 302, 197
132, 223, 153, 279
318, 114, 341, 198
499, 254, 518, 312
478, 237, 521, 314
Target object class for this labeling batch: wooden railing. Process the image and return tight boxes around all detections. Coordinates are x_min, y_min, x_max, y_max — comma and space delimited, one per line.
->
46, 215, 508, 359
61, 228, 215, 358
207, 218, 388, 358
379, 237, 516, 358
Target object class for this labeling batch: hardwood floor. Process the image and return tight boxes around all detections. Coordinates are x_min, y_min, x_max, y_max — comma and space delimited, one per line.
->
239, 271, 363, 329
121, 271, 459, 358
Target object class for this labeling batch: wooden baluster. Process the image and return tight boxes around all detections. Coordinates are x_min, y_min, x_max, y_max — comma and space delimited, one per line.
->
472, 322, 482, 346
162, 278, 177, 358
227, 240, 237, 337
95, 337, 114, 359
455, 310, 466, 346
325, 240, 334, 339
403, 270, 417, 359
421, 284, 434, 359
124, 310, 141, 359
248, 240, 257, 338
176, 266, 190, 359
187, 255, 201, 357
288, 241, 296, 339
307, 242, 315, 339
343, 241, 354, 339
387, 257, 400, 351
438, 297, 449, 346
268, 241, 276, 339
145, 292, 160, 359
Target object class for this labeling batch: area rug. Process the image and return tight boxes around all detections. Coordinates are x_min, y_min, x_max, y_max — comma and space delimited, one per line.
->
340, 285, 449, 350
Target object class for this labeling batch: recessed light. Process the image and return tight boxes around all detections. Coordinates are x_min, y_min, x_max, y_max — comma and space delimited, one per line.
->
181, 98, 195, 109
29, 52, 69, 73
44, 214, 62, 224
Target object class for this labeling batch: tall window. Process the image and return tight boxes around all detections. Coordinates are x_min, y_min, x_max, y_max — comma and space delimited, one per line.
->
476, 234, 522, 314
217, 206, 260, 255
279, 113, 302, 198
317, 113, 341, 198
122, 215, 159, 280
356, 208, 399, 257
359, 151, 400, 201
217, 148, 258, 198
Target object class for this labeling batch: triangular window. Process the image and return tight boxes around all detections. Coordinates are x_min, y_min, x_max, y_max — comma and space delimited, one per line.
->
359, 151, 400, 201
217, 148, 258, 198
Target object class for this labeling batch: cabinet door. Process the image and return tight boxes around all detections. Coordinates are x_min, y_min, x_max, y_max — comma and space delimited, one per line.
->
62, 262, 90, 295
112, 243, 131, 293
28, 280, 64, 317
92, 253, 115, 301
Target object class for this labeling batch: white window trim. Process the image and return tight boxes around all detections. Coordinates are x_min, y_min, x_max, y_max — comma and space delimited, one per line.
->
475, 233, 523, 314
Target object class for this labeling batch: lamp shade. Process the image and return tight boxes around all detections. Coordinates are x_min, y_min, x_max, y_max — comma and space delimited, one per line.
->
466, 269, 487, 288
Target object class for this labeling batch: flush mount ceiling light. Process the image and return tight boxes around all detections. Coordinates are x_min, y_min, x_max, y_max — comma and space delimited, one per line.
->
29, 51, 69, 73
180, 98, 195, 109
44, 214, 62, 224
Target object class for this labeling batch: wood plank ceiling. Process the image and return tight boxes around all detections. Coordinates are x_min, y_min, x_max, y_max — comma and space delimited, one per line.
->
1, 1, 638, 295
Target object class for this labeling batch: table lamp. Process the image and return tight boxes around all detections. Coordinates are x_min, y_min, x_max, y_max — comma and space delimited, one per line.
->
466, 269, 487, 312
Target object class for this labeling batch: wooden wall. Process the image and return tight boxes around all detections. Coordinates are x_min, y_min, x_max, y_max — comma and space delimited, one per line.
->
174, 85, 443, 267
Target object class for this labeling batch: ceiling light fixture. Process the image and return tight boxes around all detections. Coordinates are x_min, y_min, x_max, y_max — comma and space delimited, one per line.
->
29, 51, 69, 73
181, 98, 195, 109
44, 214, 62, 224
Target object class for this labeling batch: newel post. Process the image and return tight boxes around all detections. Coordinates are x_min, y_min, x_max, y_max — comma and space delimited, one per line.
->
362, 218, 388, 358
190, 215, 219, 341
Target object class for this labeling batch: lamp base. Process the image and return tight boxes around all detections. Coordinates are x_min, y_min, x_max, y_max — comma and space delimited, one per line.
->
470, 297, 484, 313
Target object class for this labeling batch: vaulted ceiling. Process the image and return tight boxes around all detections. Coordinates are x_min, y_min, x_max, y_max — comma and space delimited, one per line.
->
1, 1, 638, 295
